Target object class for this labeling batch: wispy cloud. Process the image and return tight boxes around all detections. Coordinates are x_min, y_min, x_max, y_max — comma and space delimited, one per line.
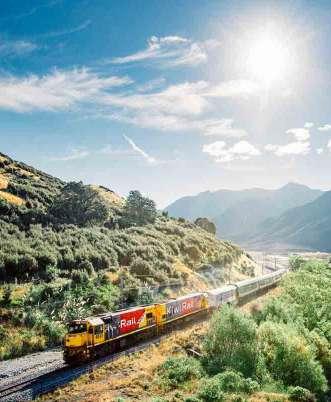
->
49, 148, 89, 161
304, 122, 314, 128
0, 65, 255, 138
328, 140, 331, 152
265, 141, 310, 156
123, 135, 157, 165
0, 68, 132, 112
203, 140, 260, 163
0, 0, 61, 22
136, 77, 166, 93
98, 80, 253, 137
318, 124, 331, 132
0, 39, 38, 57
111, 36, 219, 68
317, 148, 324, 155
42, 20, 91, 38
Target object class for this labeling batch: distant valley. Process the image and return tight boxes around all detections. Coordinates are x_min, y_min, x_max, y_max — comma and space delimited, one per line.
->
165, 183, 331, 252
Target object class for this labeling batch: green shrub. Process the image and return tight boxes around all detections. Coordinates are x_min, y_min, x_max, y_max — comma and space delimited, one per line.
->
216, 370, 245, 393
198, 376, 225, 402
158, 356, 203, 387
130, 257, 154, 276
1, 284, 12, 305
203, 306, 259, 377
184, 397, 201, 402
258, 321, 327, 394
288, 386, 315, 402
289, 256, 306, 271
70, 269, 90, 284
242, 378, 259, 393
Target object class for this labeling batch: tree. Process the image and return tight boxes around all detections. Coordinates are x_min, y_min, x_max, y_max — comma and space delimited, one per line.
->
258, 321, 327, 394
50, 182, 109, 226
120, 190, 157, 227
203, 305, 259, 377
194, 217, 216, 235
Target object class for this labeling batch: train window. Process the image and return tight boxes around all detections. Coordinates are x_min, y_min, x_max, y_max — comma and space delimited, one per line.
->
146, 312, 153, 319
94, 325, 103, 334
162, 314, 166, 319
68, 324, 87, 334
88, 327, 94, 334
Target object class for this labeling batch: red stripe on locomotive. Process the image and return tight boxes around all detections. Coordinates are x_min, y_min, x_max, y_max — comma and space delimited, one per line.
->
114, 307, 146, 335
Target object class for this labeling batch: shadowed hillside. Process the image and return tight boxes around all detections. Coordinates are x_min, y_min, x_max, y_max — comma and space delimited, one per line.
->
165, 183, 323, 247
246, 191, 331, 251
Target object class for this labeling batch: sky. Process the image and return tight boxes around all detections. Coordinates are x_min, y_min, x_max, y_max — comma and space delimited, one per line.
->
1, 0, 331, 208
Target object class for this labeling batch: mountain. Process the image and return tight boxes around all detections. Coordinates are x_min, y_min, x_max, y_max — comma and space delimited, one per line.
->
165, 183, 323, 243
245, 191, 331, 251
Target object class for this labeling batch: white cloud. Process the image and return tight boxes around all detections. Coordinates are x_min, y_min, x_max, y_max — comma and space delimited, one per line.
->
123, 135, 157, 165
286, 127, 310, 141
265, 141, 310, 156
203, 140, 260, 163
0, 68, 132, 112
318, 124, 331, 132
0, 39, 38, 57
0, 66, 253, 138
304, 122, 314, 128
49, 148, 89, 161
111, 35, 219, 68
317, 148, 324, 155
206, 80, 261, 98
328, 140, 331, 151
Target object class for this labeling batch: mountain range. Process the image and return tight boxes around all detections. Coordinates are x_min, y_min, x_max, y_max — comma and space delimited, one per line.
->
165, 183, 331, 251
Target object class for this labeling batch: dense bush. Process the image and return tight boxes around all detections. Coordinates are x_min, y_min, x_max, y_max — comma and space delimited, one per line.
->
198, 376, 225, 402
258, 321, 327, 394
158, 356, 203, 387
203, 306, 259, 377
50, 182, 109, 226
288, 386, 315, 402
0, 327, 46, 360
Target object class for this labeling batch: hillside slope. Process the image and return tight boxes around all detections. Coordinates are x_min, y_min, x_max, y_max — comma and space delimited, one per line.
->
245, 191, 331, 251
0, 151, 255, 360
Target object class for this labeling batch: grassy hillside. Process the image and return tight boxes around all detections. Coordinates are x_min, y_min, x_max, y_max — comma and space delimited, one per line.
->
0, 152, 255, 360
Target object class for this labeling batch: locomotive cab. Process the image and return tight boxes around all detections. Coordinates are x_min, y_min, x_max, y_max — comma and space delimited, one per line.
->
64, 317, 104, 363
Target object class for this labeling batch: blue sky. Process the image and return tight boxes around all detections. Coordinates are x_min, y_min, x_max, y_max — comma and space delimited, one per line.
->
1, 0, 331, 207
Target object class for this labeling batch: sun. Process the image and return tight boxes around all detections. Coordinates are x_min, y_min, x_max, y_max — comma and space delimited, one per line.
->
246, 30, 291, 86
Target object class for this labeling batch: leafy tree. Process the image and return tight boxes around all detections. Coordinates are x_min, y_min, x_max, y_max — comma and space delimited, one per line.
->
194, 217, 216, 235
203, 306, 259, 377
120, 190, 157, 227
258, 321, 327, 394
50, 182, 109, 226
289, 255, 306, 271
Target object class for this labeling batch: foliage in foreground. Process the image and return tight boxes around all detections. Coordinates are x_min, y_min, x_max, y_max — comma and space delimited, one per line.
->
154, 259, 330, 401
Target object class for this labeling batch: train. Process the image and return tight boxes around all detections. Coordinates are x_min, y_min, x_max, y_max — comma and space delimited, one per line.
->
63, 269, 286, 364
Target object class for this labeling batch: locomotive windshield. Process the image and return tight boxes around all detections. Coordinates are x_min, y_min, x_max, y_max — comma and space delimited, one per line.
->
68, 323, 87, 334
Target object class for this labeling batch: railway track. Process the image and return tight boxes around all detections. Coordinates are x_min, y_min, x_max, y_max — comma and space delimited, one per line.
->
0, 336, 170, 401
0, 281, 282, 402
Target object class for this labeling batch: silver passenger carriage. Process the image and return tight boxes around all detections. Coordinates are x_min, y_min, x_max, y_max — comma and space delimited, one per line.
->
206, 284, 237, 308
